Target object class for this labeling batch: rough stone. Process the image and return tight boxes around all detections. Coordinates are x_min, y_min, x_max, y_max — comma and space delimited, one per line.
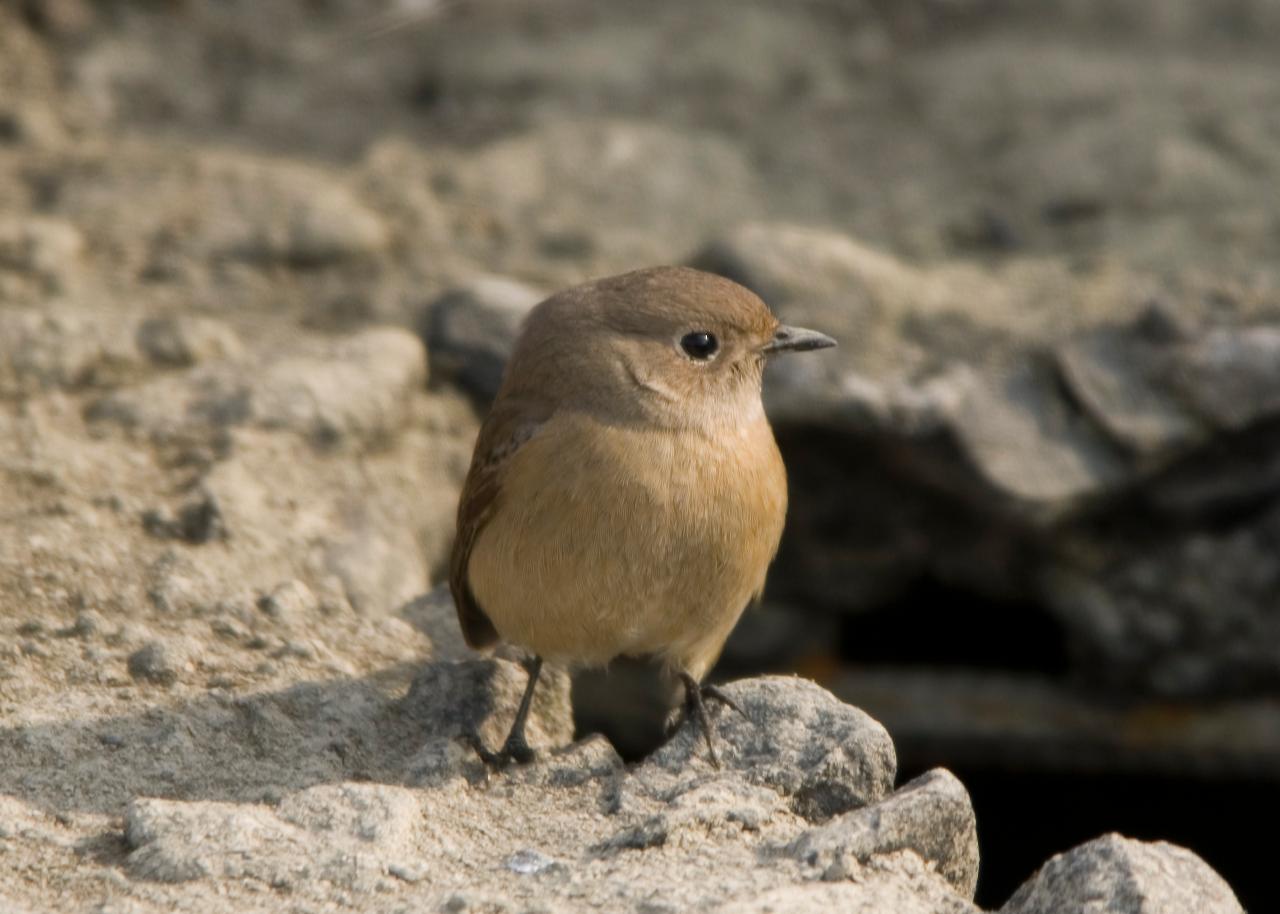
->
125, 784, 422, 889
791, 768, 979, 898
1044, 502, 1280, 696
948, 360, 1128, 511
189, 154, 391, 266
714, 853, 981, 914
0, 217, 83, 284
256, 580, 318, 626
422, 274, 546, 403
1001, 833, 1244, 914
448, 119, 763, 276
141, 492, 227, 545
135, 316, 243, 368
88, 326, 426, 447
0, 307, 141, 397
1171, 326, 1280, 432
251, 328, 426, 446
126, 639, 190, 686
320, 523, 427, 616
641, 676, 896, 822
1055, 321, 1203, 457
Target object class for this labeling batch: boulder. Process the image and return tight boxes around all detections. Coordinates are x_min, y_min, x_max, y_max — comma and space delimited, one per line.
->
1001, 833, 1244, 914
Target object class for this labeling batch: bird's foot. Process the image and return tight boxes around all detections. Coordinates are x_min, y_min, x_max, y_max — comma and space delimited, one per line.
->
466, 731, 537, 769
466, 653, 544, 770
676, 673, 751, 770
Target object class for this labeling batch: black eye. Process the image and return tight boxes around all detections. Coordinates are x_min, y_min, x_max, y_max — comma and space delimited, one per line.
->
680, 331, 719, 360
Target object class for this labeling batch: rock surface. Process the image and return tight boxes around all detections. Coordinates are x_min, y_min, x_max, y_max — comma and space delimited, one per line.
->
2, 642, 1238, 912
421, 274, 547, 402
1001, 834, 1244, 914
791, 768, 979, 897
641, 677, 896, 822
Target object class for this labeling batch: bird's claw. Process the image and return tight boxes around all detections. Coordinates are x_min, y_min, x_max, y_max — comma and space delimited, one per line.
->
699, 683, 748, 721
676, 673, 755, 770
466, 731, 537, 769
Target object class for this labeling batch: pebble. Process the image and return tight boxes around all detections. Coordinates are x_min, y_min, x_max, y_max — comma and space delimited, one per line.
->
126, 640, 187, 685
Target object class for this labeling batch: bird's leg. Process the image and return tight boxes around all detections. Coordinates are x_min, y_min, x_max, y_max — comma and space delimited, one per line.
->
472, 655, 543, 767
679, 671, 727, 769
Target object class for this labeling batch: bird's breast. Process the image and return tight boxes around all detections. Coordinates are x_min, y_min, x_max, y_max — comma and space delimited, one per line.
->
467, 410, 788, 672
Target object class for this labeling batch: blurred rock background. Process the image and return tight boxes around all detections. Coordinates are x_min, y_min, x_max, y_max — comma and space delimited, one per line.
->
0, 0, 1276, 910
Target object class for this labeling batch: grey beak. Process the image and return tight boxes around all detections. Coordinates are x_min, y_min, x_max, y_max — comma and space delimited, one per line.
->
763, 324, 837, 354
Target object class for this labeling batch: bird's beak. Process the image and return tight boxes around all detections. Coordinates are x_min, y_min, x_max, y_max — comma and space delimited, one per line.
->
762, 324, 837, 355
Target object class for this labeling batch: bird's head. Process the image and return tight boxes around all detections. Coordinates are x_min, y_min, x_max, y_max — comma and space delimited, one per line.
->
502, 266, 835, 430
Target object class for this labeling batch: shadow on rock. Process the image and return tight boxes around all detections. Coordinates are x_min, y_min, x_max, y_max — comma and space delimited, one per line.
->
0, 654, 573, 818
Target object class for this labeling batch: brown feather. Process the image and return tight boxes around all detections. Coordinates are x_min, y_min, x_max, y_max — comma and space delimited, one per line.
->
449, 395, 551, 648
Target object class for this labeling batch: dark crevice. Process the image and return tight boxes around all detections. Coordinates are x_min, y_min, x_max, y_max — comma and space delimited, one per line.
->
836, 578, 1070, 675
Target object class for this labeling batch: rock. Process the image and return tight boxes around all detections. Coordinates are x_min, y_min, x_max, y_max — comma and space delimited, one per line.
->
125, 798, 300, 883
252, 328, 426, 446
503, 847, 564, 877
88, 326, 426, 448
38, 146, 390, 283
1056, 323, 1203, 458
1042, 503, 1280, 696
126, 639, 189, 685
135, 315, 243, 368
400, 586, 473, 660
143, 551, 219, 616
67, 609, 105, 638
356, 139, 449, 252
640, 676, 896, 822
256, 580, 318, 627
598, 775, 789, 855
448, 119, 763, 275
1001, 834, 1243, 914
692, 222, 927, 330
321, 523, 427, 616
0, 307, 141, 397
1170, 326, 1280, 432
948, 360, 1127, 511
508, 735, 626, 790
141, 491, 227, 545
0, 217, 83, 286
791, 768, 979, 898
422, 275, 546, 402
1055, 316, 1280, 459
713, 853, 981, 914
275, 782, 419, 846
189, 154, 390, 266
125, 784, 422, 889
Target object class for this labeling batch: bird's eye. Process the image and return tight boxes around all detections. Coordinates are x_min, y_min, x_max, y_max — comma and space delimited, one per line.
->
680, 331, 719, 360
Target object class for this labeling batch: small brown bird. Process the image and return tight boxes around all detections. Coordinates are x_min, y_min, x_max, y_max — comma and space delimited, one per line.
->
449, 266, 835, 765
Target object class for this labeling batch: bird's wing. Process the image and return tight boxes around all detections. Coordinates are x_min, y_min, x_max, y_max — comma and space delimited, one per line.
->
450, 397, 551, 649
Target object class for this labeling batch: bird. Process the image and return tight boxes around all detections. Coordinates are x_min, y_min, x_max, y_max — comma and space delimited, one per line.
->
449, 266, 836, 767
